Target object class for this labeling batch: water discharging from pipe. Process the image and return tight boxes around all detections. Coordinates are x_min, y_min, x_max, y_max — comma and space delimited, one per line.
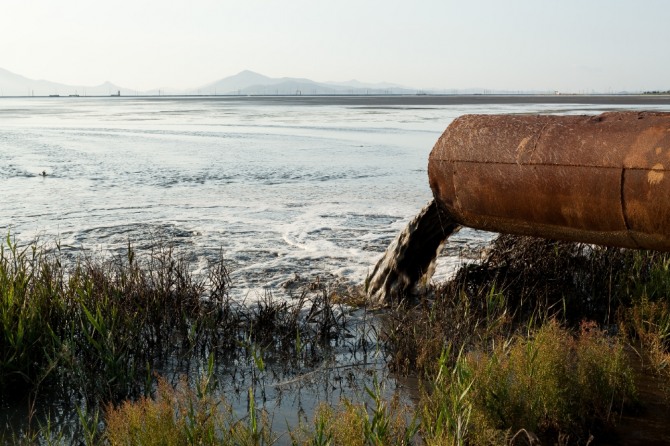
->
366, 199, 460, 306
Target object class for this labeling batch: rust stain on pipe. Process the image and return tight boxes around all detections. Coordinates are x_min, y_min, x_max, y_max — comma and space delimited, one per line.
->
428, 111, 670, 250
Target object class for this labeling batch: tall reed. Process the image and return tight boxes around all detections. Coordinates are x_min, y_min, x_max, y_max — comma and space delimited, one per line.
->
0, 234, 349, 440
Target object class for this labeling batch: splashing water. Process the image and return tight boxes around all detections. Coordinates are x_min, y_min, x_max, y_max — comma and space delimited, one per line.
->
366, 199, 460, 306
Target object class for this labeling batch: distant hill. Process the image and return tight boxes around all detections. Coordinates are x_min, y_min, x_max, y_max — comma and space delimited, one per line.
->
197, 70, 416, 95
2, 67, 507, 96
0, 67, 129, 97
0, 67, 424, 97
7, 66, 627, 97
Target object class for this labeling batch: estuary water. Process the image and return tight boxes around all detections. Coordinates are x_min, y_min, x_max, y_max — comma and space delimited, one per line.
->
2, 96, 670, 299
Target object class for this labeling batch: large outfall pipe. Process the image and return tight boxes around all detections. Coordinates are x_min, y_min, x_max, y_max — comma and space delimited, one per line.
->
367, 111, 670, 306
429, 111, 670, 250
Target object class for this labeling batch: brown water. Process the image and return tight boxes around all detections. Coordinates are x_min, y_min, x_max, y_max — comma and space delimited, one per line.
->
608, 358, 670, 445
366, 199, 460, 306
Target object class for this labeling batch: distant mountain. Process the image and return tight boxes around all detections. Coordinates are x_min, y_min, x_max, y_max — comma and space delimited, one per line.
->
198, 70, 417, 95
199, 70, 278, 94
0, 67, 130, 97
0, 67, 427, 97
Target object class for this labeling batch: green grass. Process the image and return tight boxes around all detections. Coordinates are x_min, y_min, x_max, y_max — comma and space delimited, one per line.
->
464, 320, 634, 444
380, 235, 670, 444
4, 233, 670, 444
0, 234, 229, 402
105, 374, 277, 446
103, 319, 634, 446
0, 234, 348, 441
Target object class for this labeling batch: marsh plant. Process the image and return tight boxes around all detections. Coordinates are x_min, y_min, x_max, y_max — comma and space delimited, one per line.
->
3, 233, 670, 444
409, 321, 633, 445
0, 234, 349, 440
99, 316, 636, 446
0, 234, 226, 402
383, 235, 670, 377
381, 235, 670, 444
105, 374, 276, 446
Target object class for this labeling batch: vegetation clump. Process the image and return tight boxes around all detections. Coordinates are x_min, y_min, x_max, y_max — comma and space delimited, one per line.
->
0, 234, 348, 441
105, 319, 635, 445
3, 233, 670, 444
430, 320, 636, 445
381, 234, 670, 443
105, 373, 276, 446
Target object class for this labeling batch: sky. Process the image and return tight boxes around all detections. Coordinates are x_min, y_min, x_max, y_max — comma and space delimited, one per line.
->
1, 0, 669, 93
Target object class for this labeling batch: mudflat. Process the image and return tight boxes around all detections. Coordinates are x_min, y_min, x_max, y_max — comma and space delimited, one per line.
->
206, 93, 670, 107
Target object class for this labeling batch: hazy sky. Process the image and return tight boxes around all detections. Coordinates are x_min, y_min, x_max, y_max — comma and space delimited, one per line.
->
1, 0, 668, 92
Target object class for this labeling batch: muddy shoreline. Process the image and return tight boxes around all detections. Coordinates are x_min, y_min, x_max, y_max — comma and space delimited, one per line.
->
7, 93, 670, 107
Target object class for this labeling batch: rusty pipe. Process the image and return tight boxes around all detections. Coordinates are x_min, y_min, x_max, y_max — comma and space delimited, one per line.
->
428, 111, 670, 250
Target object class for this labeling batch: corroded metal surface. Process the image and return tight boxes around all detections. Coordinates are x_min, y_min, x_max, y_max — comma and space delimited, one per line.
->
428, 111, 670, 250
